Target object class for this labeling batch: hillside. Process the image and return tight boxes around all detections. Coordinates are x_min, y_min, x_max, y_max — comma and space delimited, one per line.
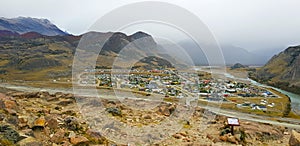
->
0, 31, 174, 82
250, 45, 300, 94
0, 17, 67, 36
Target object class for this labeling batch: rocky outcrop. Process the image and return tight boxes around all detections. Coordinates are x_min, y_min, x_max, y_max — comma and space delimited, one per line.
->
289, 130, 300, 146
251, 45, 300, 94
231, 63, 247, 69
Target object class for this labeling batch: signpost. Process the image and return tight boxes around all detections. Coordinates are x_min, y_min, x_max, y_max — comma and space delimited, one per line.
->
227, 117, 240, 135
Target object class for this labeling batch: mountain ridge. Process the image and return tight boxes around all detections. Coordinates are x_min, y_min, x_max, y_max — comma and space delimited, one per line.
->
0, 17, 67, 36
250, 45, 300, 94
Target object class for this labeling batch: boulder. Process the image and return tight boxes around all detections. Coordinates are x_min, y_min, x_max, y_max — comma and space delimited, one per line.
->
158, 105, 170, 116
69, 135, 89, 145
0, 125, 21, 143
32, 117, 46, 130
105, 107, 122, 117
289, 130, 300, 146
17, 137, 43, 146
228, 135, 239, 144
50, 129, 66, 144
0, 94, 18, 114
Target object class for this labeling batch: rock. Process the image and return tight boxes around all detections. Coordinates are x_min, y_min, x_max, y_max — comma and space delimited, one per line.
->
173, 133, 182, 139
207, 120, 217, 124
182, 137, 191, 142
284, 131, 289, 135
64, 116, 79, 131
86, 129, 106, 143
0, 125, 21, 143
234, 133, 242, 142
289, 130, 300, 146
143, 114, 152, 119
18, 116, 28, 128
50, 129, 65, 144
219, 135, 228, 142
17, 137, 43, 146
213, 137, 222, 143
168, 104, 176, 114
180, 131, 188, 137
228, 135, 239, 144
68, 131, 76, 138
206, 134, 214, 140
20, 129, 33, 137
47, 118, 58, 130
24, 92, 39, 98
54, 92, 64, 98
47, 97, 59, 102
32, 117, 46, 130
57, 100, 74, 106
0, 113, 5, 121
159, 105, 170, 116
105, 107, 122, 116
181, 142, 193, 146
37, 91, 50, 99
0, 94, 18, 115
69, 135, 89, 145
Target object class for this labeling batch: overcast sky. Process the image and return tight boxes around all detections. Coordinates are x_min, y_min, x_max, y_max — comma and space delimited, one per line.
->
1, 0, 300, 52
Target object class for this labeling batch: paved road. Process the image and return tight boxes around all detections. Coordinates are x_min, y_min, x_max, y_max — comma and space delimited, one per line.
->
1, 83, 300, 129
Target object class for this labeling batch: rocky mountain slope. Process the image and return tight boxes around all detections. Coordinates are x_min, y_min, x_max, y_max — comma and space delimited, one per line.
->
250, 45, 300, 94
0, 30, 174, 81
0, 89, 297, 145
0, 17, 67, 36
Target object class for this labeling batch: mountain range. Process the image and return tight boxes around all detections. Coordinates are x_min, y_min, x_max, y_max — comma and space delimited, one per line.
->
0, 17, 299, 95
0, 17, 67, 36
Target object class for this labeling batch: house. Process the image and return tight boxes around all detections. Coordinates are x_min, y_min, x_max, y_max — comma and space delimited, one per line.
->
252, 105, 267, 111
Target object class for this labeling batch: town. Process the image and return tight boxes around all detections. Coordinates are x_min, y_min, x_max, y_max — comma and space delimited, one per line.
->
77, 68, 282, 113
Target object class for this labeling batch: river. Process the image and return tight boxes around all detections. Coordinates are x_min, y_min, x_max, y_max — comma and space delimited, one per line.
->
222, 72, 300, 114
249, 79, 300, 114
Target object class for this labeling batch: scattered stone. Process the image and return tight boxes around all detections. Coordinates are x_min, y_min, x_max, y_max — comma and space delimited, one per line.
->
20, 129, 33, 137
207, 120, 217, 124
0, 113, 5, 121
57, 100, 74, 106
206, 134, 213, 140
69, 135, 89, 145
64, 116, 79, 131
32, 117, 46, 130
159, 105, 170, 116
143, 114, 152, 119
18, 116, 28, 128
228, 135, 239, 144
106, 107, 122, 116
37, 91, 50, 99
47, 117, 58, 130
0, 94, 18, 115
50, 129, 65, 144
55, 92, 64, 98
24, 92, 39, 98
213, 137, 222, 143
173, 133, 182, 139
219, 135, 228, 142
180, 131, 188, 137
289, 130, 300, 146
68, 131, 76, 138
17, 137, 43, 146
